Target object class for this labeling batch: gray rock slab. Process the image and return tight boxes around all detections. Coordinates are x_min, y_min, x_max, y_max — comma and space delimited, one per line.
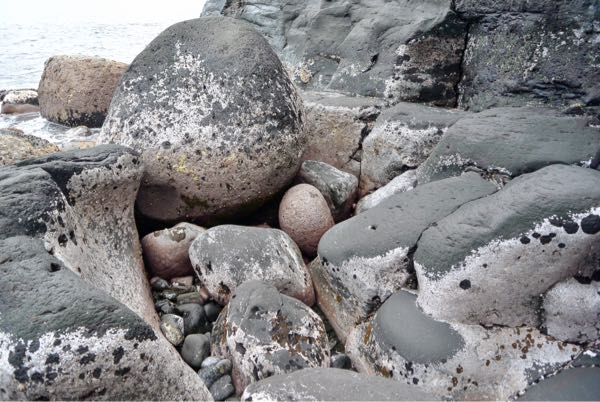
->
355, 170, 417, 214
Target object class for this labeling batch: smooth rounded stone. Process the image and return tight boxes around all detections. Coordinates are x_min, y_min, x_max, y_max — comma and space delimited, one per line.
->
181, 334, 211, 369
300, 91, 383, 177
355, 170, 417, 214
38, 55, 127, 127
414, 165, 600, 327
212, 281, 329, 394
516, 367, 600, 401
297, 160, 359, 221
100, 17, 306, 223
312, 173, 497, 341
150, 277, 170, 291
0, 89, 39, 114
417, 107, 600, 185
209, 374, 235, 401
330, 354, 352, 370
0, 131, 59, 165
456, 2, 600, 112
176, 303, 210, 335
543, 278, 600, 343
176, 292, 207, 305
279, 184, 335, 257
155, 299, 175, 315
241, 368, 434, 401
204, 302, 223, 322
142, 222, 205, 280
346, 291, 579, 400
204, 1, 466, 106
0, 242, 211, 400
202, 356, 222, 369
199, 359, 233, 388
160, 314, 185, 346
189, 225, 314, 306
360, 103, 467, 194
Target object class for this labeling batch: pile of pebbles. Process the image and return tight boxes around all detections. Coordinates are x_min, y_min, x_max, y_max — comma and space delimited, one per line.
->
150, 275, 234, 401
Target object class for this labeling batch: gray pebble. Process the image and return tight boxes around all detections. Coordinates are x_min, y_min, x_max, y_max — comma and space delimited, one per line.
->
155, 299, 175, 315
209, 374, 235, 401
201, 356, 221, 368
203, 301, 222, 322
160, 314, 184, 346
181, 334, 211, 369
176, 303, 209, 335
150, 276, 170, 291
331, 354, 352, 369
162, 289, 178, 301
198, 359, 232, 388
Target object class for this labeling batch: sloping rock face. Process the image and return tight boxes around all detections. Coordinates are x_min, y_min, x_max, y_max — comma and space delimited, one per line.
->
100, 17, 306, 223
455, 0, 600, 112
203, 0, 467, 106
0, 146, 211, 400
0, 131, 59, 166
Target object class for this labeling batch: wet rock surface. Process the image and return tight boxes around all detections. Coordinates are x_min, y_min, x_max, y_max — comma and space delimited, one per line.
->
100, 17, 306, 223
0, 130, 59, 165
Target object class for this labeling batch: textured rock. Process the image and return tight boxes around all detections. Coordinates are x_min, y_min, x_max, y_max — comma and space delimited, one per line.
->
38, 55, 127, 127
212, 281, 329, 394
415, 165, 600, 327
517, 367, 600, 401
543, 278, 600, 343
312, 173, 497, 340
199, 359, 232, 388
455, 1, 600, 112
204, 0, 467, 105
1, 89, 39, 114
346, 291, 579, 400
160, 314, 185, 346
100, 17, 306, 223
0, 131, 59, 165
298, 160, 358, 221
142, 222, 205, 280
301, 91, 382, 176
189, 225, 314, 306
209, 374, 235, 401
241, 368, 434, 401
0, 147, 211, 400
361, 103, 467, 194
279, 184, 335, 257
417, 107, 600, 184
355, 170, 417, 214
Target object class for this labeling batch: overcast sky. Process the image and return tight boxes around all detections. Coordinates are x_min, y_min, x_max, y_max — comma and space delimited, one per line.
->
0, 0, 207, 23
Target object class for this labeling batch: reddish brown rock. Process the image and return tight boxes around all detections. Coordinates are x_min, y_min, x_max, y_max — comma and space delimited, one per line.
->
142, 222, 205, 279
279, 184, 334, 257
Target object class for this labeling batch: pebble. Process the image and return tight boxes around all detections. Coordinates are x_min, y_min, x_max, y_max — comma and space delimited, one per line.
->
161, 289, 178, 301
201, 356, 221, 368
150, 276, 170, 291
155, 299, 175, 315
175, 303, 209, 335
331, 354, 352, 369
203, 301, 222, 322
176, 291, 206, 305
160, 314, 184, 346
172, 275, 194, 287
181, 334, 211, 369
198, 359, 232, 388
209, 375, 235, 401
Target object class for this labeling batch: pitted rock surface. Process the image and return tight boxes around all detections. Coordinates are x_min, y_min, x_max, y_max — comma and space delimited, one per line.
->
100, 17, 306, 223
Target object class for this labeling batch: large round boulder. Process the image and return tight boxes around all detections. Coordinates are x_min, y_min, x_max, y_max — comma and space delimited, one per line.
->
38, 55, 127, 127
100, 17, 306, 223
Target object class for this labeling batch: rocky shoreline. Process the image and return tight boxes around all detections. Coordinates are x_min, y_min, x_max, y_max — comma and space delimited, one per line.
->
1, 1, 600, 400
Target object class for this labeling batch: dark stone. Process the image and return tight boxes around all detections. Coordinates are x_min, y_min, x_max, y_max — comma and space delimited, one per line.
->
198, 359, 232, 388
181, 334, 211, 370
203, 302, 222, 322
176, 303, 210, 335
209, 374, 235, 401
330, 354, 352, 370
581, 214, 600, 235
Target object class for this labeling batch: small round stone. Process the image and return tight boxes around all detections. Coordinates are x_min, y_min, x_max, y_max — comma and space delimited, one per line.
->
204, 302, 223, 322
209, 374, 235, 401
581, 214, 600, 235
175, 303, 210, 335
279, 184, 335, 257
155, 299, 175, 315
198, 359, 232, 388
150, 277, 170, 291
160, 314, 184, 346
201, 356, 221, 369
331, 354, 352, 369
181, 334, 211, 369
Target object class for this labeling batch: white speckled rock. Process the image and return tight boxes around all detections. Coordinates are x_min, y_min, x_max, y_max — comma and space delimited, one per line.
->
543, 278, 600, 343
211, 281, 329, 395
100, 17, 306, 223
189, 225, 314, 306
346, 291, 579, 400
415, 165, 600, 328
355, 170, 417, 214
142, 222, 205, 280
279, 184, 335, 257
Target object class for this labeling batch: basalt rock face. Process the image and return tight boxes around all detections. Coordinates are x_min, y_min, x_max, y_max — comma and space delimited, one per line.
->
100, 17, 306, 223
203, 0, 467, 106
455, 0, 600, 112
0, 146, 211, 400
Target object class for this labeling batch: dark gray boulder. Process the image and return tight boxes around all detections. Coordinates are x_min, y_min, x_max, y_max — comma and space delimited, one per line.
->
417, 107, 600, 184
361, 102, 468, 194
211, 281, 329, 395
241, 367, 435, 401
415, 165, 600, 327
455, 0, 600, 112
346, 291, 578, 400
100, 17, 306, 223
189, 225, 314, 306
297, 160, 358, 222
311, 172, 497, 340
203, 0, 467, 106
0, 146, 211, 400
